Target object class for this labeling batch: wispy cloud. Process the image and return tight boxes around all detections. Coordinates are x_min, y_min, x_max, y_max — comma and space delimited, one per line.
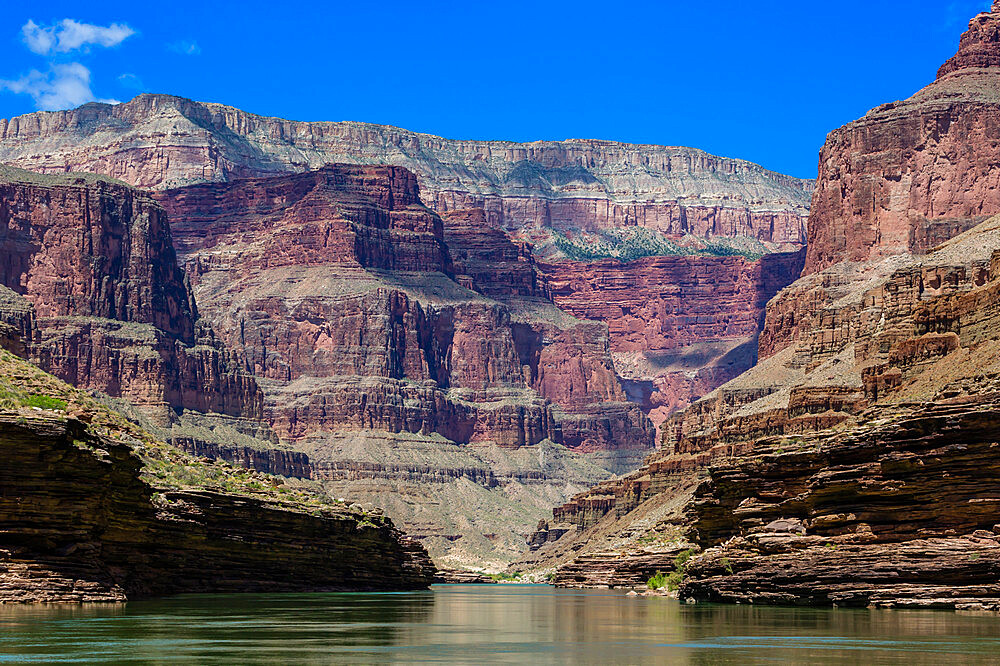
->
168, 40, 201, 56
22, 19, 134, 55
1, 63, 119, 111
117, 72, 146, 91
2, 18, 135, 112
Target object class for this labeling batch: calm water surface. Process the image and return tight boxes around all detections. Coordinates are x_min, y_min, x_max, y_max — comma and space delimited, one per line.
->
1, 585, 999, 664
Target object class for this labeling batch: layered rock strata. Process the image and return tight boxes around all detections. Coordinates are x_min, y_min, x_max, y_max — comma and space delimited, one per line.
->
156, 164, 654, 567
0, 413, 434, 603
682, 395, 1000, 610
0, 165, 260, 423
0, 95, 813, 425
0, 94, 812, 245
804, 3, 1000, 274
541, 249, 806, 425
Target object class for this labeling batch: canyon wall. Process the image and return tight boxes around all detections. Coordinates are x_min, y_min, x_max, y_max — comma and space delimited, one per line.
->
804, 3, 1000, 275
521, 5, 1000, 600
156, 164, 655, 568
541, 250, 805, 424
0, 165, 260, 422
0, 96, 813, 426
0, 94, 812, 245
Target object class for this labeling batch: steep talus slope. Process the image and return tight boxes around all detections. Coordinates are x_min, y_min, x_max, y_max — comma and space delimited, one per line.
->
0, 95, 812, 426
521, 6, 1000, 605
156, 164, 654, 568
0, 349, 434, 603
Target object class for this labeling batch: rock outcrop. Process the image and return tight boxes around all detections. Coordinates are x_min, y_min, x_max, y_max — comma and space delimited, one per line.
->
681, 396, 1000, 610
0, 95, 813, 427
804, 3, 1000, 275
0, 165, 261, 423
0, 413, 434, 603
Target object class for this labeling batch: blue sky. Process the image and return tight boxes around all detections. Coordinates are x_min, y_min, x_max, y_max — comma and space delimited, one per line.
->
0, 0, 992, 178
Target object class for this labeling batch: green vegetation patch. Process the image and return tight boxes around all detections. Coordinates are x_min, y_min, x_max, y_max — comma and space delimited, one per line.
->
647, 548, 697, 591
550, 227, 769, 263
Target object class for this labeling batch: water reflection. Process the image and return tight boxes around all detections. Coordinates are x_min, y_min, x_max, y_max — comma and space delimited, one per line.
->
1, 586, 998, 664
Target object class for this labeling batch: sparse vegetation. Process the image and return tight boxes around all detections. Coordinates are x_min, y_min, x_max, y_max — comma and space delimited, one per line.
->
489, 571, 524, 583
551, 228, 769, 263
23, 394, 68, 411
648, 548, 698, 591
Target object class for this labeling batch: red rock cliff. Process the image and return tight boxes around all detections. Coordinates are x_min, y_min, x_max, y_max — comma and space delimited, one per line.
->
157, 165, 654, 455
0, 166, 261, 420
805, 3, 1000, 275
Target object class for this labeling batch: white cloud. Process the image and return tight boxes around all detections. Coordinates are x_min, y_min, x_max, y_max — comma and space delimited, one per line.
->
117, 72, 145, 90
1, 63, 119, 111
22, 19, 135, 55
168, 40, 201, 56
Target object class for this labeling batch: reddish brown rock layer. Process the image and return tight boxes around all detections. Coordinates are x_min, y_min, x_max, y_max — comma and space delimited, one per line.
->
0, 167, 260, 419
0, 96, 813, 432
156, 166, 654, 454
804, 4, 1000, 275
681, 397, 1000, 610
538, 250, 805, 423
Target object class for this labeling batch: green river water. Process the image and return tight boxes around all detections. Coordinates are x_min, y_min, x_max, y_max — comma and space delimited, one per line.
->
1, 585, 998, 664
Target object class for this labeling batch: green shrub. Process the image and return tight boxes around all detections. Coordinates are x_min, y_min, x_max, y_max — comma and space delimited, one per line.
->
23, 394, 67, 411
647, 571, 667, 590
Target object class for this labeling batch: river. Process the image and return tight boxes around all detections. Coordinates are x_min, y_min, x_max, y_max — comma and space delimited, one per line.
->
1, 585, 998, 664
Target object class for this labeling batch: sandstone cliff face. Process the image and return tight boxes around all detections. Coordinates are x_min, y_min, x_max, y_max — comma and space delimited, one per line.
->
0, 166, 260, 421
804, 4, 1000, 275
155, 164, 654, 568
0, 414, 434, 602
0, 96, 813, 428
0, 94, 812, 246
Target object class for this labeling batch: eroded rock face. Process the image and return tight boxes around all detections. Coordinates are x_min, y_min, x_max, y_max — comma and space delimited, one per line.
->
0, 166, 260, 420
522, 215, 1000, 592
158, 165, 652, 453
540, 250, 806, 425
0, 415, 434, 603
804, 4, 1000, 275
682, 397, 1000, 610
0, 94, 812, 245
0, 96, 813, 426
156, 164, 654, 567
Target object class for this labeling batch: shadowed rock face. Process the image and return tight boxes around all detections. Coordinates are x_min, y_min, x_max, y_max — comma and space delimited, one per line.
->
0, 95, 813, 425
0, 414, 435, 603
805, 4, 1000, 275
0, 166, 261, 421
540, 250, 806, 426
